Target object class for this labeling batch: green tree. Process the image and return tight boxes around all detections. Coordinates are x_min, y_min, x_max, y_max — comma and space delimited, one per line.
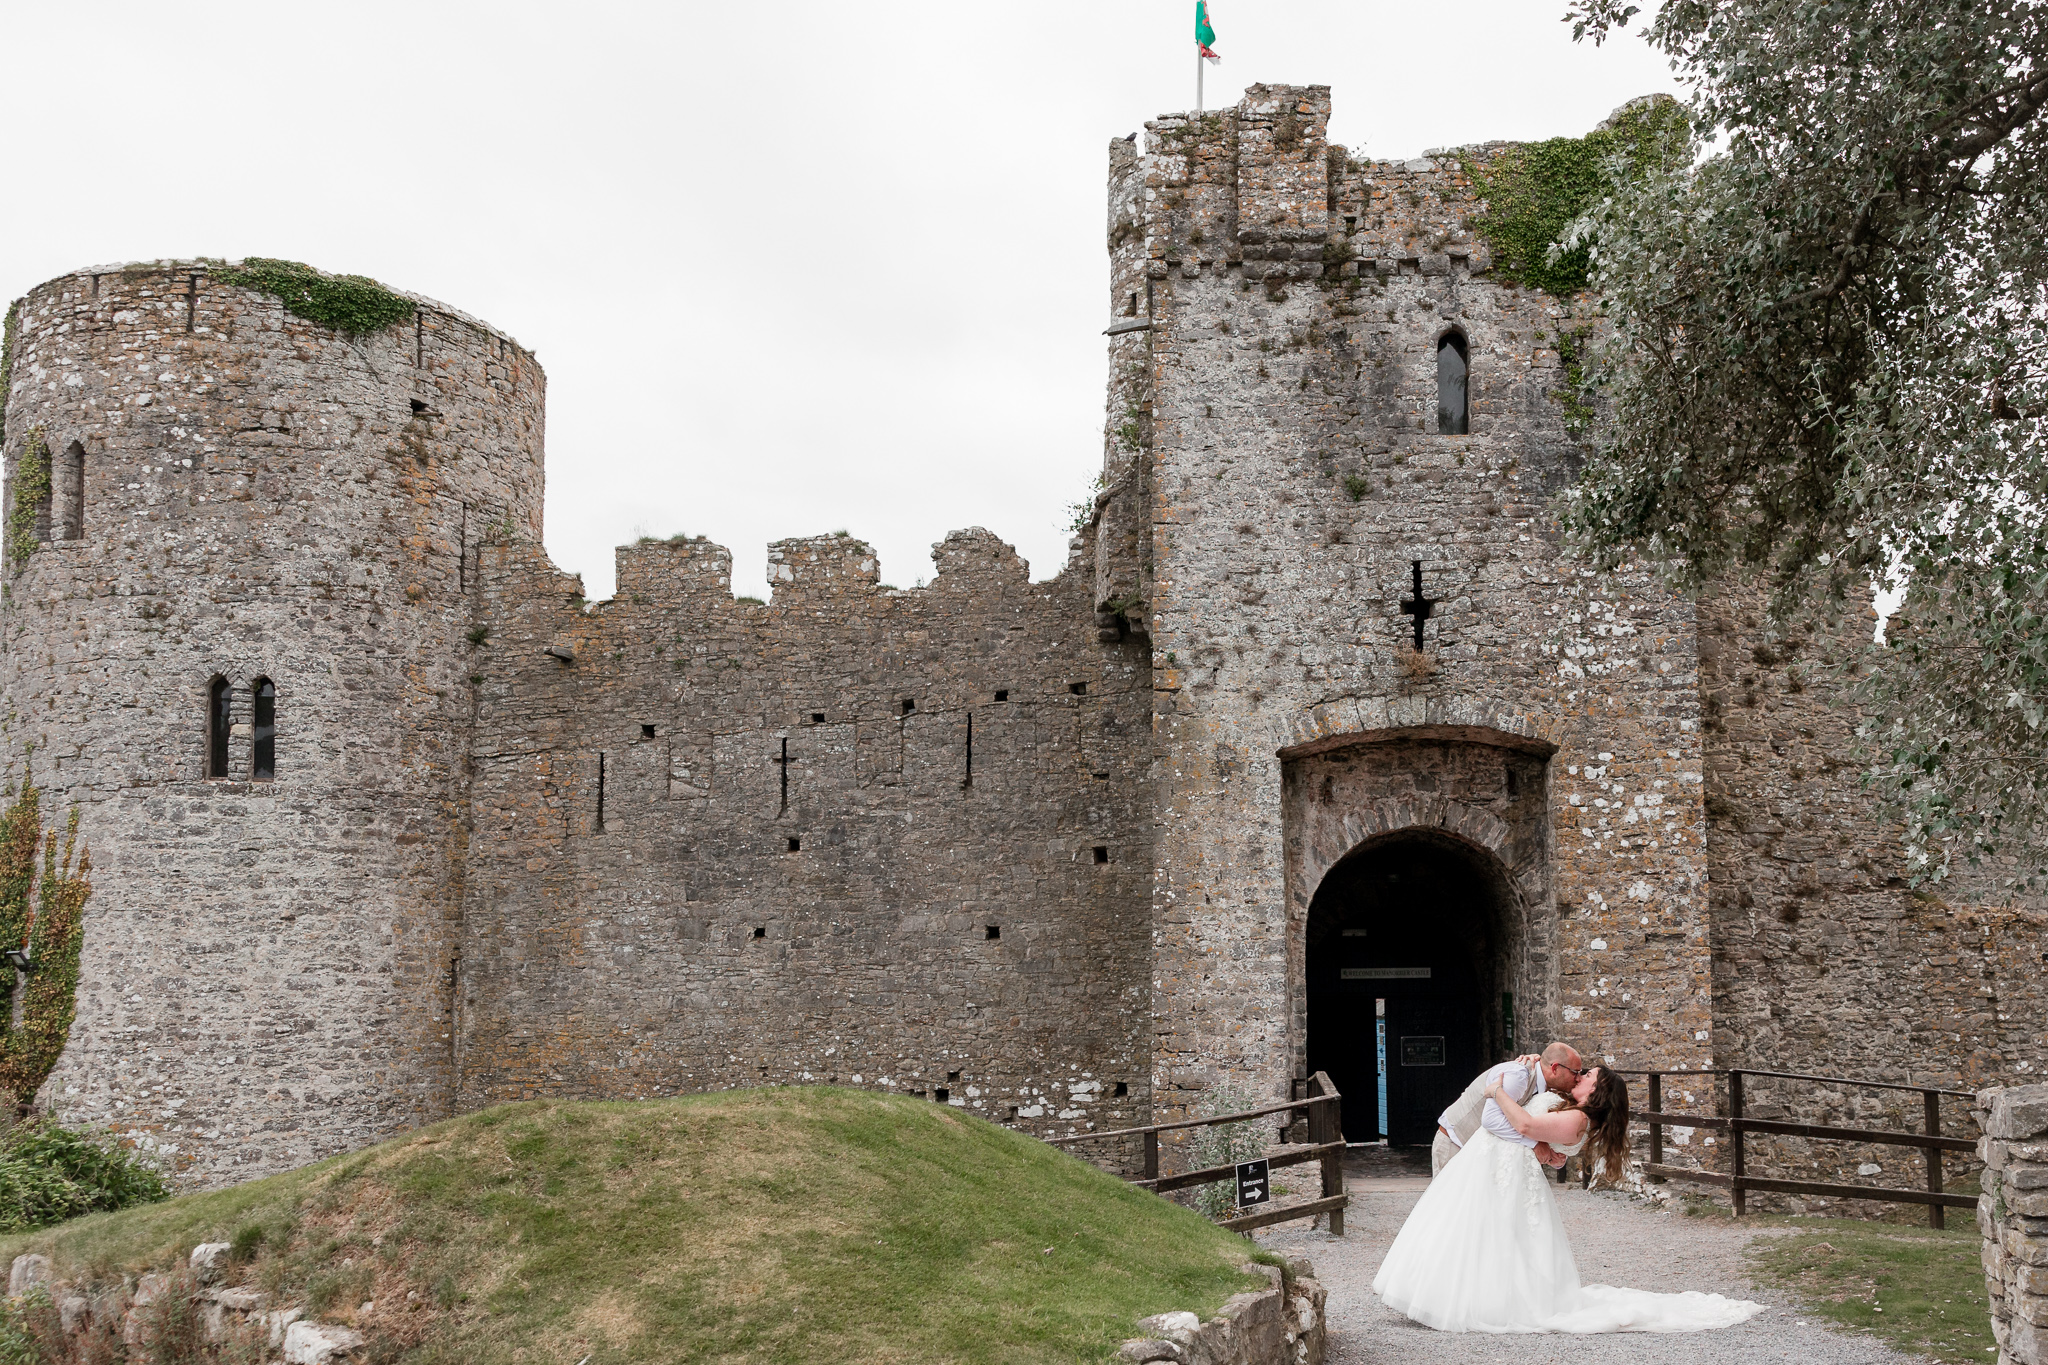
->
1561, 0, 2048, 881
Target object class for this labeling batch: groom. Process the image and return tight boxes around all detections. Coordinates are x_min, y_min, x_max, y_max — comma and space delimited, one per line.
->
1430, 1041, 1585, 1175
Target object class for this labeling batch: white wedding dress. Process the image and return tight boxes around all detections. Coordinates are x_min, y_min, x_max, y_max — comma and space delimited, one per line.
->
1371, 1092, 1765, 1333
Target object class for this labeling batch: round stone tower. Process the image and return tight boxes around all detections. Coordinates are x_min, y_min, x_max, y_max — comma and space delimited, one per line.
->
0, 261, 544, 1181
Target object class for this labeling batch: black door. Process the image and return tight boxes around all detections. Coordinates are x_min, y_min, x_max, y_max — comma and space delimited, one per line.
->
1381, 980, 1480, 1145
1304, 834, 1499, 1144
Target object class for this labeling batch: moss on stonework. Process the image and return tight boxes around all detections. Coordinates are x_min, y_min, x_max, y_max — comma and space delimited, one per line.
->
5, 430, 49, 570
0, 776, 90, 1111
211, 258, 416, 337
1462, 97, 1689, 296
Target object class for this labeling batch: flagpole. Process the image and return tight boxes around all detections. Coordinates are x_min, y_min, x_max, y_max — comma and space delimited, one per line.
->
1197, 45, 1204, 112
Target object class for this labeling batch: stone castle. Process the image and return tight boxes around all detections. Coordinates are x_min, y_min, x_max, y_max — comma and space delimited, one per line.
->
2, 85, 2042, 1185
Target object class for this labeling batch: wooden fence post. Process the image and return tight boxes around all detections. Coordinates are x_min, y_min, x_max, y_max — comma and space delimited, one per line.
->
1924, 1090, 1944, 1230
1729, 1070, 1746, 1217
1144, 1130, 1159, 1184
1648, 1072, 1663, 1173
1309, 1073, 1345, 1237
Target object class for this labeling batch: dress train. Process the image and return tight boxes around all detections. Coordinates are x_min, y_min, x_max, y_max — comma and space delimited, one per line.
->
1371, 1118, 1764, 1333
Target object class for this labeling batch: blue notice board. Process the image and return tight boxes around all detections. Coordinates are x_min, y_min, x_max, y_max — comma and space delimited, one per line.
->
1375, 998, 1389, 1138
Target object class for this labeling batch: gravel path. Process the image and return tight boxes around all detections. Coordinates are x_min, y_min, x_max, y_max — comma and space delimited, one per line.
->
1254, 1176, 1939, 1365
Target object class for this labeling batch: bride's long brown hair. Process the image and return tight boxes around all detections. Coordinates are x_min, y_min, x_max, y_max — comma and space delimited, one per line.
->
1565, 1069, 1631, 1181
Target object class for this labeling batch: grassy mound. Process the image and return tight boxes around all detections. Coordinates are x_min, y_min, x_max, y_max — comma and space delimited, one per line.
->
0, 1088, 1267, 1363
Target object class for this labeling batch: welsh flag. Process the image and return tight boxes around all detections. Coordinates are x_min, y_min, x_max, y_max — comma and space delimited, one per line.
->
1196, 1, 1220, 62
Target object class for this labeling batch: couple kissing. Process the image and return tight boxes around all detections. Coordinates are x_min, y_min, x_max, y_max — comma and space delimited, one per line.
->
1372, 1042, 1766, 1334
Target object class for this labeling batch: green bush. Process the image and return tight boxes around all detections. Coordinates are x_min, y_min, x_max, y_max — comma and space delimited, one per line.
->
1184, 1087, 1270, 1220
0, 1286, 62, 1365
0, 1116, 168, 1233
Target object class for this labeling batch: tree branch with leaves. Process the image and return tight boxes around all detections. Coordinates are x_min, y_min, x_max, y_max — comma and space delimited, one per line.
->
1559, 0, 2048, 883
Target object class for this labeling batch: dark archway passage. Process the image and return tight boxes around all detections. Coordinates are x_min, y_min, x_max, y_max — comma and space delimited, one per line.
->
1305, 830, 1520, 1144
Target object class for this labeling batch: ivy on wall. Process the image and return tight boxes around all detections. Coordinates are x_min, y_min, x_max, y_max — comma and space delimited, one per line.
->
0, 301, 18, 446
5, 429, 49, 570
0, 777, 90, 1112
1463, 97, 1690, 296
211, 257, 416, 337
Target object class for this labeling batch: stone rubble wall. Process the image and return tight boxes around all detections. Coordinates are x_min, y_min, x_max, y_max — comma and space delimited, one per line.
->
0, 264, 544, 1184
1977, 1084, 2048, 1365
1697, 588, 2045, 1204
1120, 1259, 1327, 1365
453, 525, 1159, 1144
7, 1247, 359, 1362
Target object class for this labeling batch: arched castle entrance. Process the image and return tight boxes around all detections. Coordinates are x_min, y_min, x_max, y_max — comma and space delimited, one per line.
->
1282, 725, 1558, 1146
1305, 830, 1519, 1141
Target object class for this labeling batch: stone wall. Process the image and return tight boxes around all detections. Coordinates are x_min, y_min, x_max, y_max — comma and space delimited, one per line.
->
1979, 1083, 2048, 1365
1697, 588, 2047, 1201
0, 263, 543, 1181
451, 526, 1158, 1141
1119, 1258, 1326, 1365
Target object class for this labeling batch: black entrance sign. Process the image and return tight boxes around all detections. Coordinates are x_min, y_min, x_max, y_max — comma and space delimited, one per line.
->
1400, 1035, 1446, 1066
1235, 1159, 1271, 1207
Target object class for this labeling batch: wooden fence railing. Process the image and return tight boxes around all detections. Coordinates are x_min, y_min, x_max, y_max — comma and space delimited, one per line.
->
1625, 1067, 1977, 1228
1047, 1071, 1348, 1236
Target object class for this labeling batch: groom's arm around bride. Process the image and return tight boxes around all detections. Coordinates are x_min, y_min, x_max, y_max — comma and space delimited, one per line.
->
1428, 1042, 1585, 1176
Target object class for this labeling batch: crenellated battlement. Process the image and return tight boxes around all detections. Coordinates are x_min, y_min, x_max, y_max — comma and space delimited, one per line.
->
457, 514, 1152, 1128
612, 534, 735, 606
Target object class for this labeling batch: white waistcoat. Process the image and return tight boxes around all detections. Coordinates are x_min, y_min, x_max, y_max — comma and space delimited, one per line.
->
1439, 1062, 1536, 1146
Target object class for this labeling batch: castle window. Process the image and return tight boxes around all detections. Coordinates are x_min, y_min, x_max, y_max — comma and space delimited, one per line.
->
251, 678, 276, 780
55, 442, 85, 541
207, 677, 231, 778
1437, 332, 1470, 435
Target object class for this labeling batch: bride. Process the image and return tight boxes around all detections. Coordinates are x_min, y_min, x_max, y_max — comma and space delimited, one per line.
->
1371, 1065, 1765, 1333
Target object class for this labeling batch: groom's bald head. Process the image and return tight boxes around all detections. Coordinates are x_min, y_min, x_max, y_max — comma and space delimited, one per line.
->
1539, 1042, 1584, 1092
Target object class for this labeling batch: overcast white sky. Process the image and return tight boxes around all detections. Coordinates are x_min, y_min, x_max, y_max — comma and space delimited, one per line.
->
2, 3, 1675, 602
